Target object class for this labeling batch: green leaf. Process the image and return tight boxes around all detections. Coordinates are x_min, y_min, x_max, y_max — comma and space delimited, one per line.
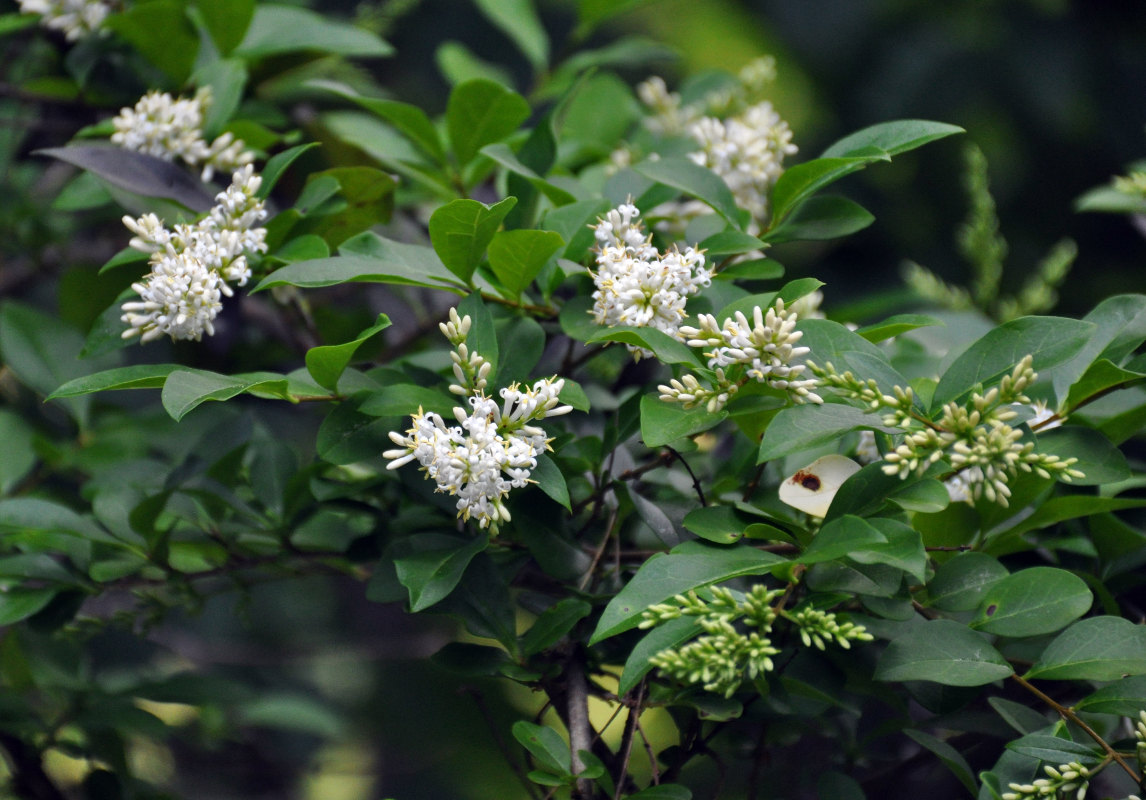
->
1074, 675, 1146, 716
394, 533, 489, 612
472, 0, 549, 70
194, 58, 248, 139
618, 617, 700, 697
887, 479, 950, 513
1065, 358, 1146, 413
487, 229, 565, 298
447, 79, 531, 168
160, 370, 290, 421
254, 246, 462, 294
768, 157, 880, 227
875, 619, 1013, 686
926, 553, 1009, 612
481, 143, 581, 206
304, 315, 391, 393
436, 41, 515, 87
0, 590, 59, 626
531, 455, 571, 511
969, 567, 1091, 638
1053, 294, 1146, 402
37, 146, 214, 213
762, 195, 875, 244
0, 13, 37, 37
987, 697, 1050, 735
799, 515, 887, 565
903, 729, 978, 797
821, 120, 964, 159
0, 498, 128, 549
48, 364, 181, 399
589, 542, 787, 644
105, 1, 198, 82
717, 258, 785, 282
697, 230, 767, 257
1035, 425, 1129, 485
682, 506, 758, 545
239, 694, 343, 738
758, 403, 897, 462
512, 721, 572, 777
0, 412, 35, 495
855, 314, 943, 344
196, 0, 254, 54
985, 495, 1146, 557
521, 598, 592, 656
640, 394, 727, 448
307, 80, 444, 164
456, 292, 499, 379
633, 157, 744, 228
931, 317, 1095, 408
274, 234, 330, 263
543, 199, 612, 262
848, 518, 927, 583
587, 327, 701, 367
236, 4, 393, 59
357, 384, 455, 419
1075, 185, 1146, 214
1005, 734, 1103, 766
428, 197, 517, 283
1025, 616, 1146, 681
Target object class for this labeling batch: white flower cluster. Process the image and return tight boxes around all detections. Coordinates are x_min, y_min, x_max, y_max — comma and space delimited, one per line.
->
637, 57, 779, 137
120, 166, 268, 343
687, 101, 797, 225
18, 0, 110, 41
384, 311, 573, 532
590, 203, 711, 352
661, 300, 822, 412
111, 89, 254, 182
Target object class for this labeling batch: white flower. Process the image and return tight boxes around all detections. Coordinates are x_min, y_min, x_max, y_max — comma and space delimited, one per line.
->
688, 102, 797, 225
121, 168, 268, 343
19, 0, 111, 40
385, 367, 572, 531
590, 203, 710, 352
779, 455, 861, 518
111, 89, 255, 182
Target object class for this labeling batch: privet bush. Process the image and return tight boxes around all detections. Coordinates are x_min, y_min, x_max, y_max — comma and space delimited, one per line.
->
2, 1, 1146, 798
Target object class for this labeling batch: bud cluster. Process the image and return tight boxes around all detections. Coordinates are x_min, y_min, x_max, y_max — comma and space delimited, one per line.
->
1001, 761, 1092, 800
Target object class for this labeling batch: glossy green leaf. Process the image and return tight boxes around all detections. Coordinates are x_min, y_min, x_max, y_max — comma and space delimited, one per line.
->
987, 697, 1050, 735
1074, 675, 1146, 716
762, 195, 875, 244
308, 80, 444, 164
487, 229, 564, 298
106, 1, 198, 82
543, 199, 611, 262
932, 317, 1095, 408
0, 589, 58, 626
358, 384, 455, 419
305, 314, 391, 392
886, 479, 950, 513
985, 495, 1146, 556
254, 247, 462, 294
273, 234, 329, 263
160, 370, 290, 421
618, 617, 700, 697
1064, 358, 1146, 413
236, 4, 393, 58
196, 0, 254, 54
512, 720, 572, 777
848, 518, 927, 583
481, 143, 580, 207
1025, 616, 1146, 680
589, 542, 787, 644
855, 314, 943, 344
633, 157, 744, 228
428, 197, 517, 283
682, 506, 757, 545
768, 157, 879, 227
697, 230, 767, 257
472, 0, 549, 69
521, 598, 592, 656
969, 567, 1091, 637
799, 515, 887, 565
436, 41, 515, 87
758, 403, 897, 462
926, 553, 1009, 612
586, 327, 701, 367
716, 257, 785, 281
0, 412, 35, 495
531, 455, 571, 511
0, 498, 128, 548
48, 364, 181, 399
1035, 425, 1129, 485
875, 619, 1013, 686
1005, 734, 1102, 766
1053, 294, 1146, 402
258, 143, 320, 200
447, 79, 530, 168
1075, 186, 1146, 214
903, 730, 978, 797
640, 394, 727, 448
394, 533, 489, 612
824, 463, 944, 521
37, 146, 214, 213
821, 120, 964, 159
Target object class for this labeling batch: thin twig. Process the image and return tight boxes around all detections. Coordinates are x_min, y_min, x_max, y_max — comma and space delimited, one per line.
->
634, 713, 660, 785
1011, 674, 1143, 784
579, 506, 619, 592
666, 446, 706, 507
613, 682, 646, 800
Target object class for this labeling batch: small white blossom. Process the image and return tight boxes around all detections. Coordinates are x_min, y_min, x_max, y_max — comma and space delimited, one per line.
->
111, 89, 255, 182
121, 167, 268, 343
590, 203, 711, 353
18, 0, 110, 40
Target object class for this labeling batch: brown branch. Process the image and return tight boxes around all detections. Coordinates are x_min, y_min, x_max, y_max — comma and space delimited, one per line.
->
1011, 674, 1142, 784
612, 682, 645, 800
566, 655, 596, 799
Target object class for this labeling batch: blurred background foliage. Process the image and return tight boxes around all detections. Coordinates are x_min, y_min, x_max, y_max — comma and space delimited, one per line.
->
2, 0, 1145, 797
